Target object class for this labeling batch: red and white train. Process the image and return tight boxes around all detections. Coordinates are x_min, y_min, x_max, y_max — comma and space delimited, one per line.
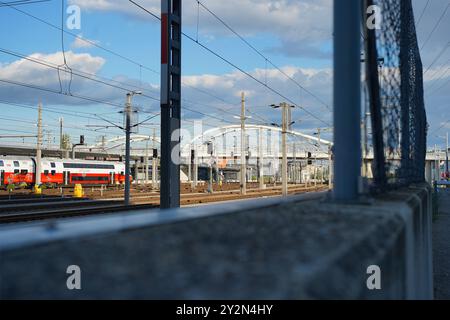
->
0, 157, 128, 187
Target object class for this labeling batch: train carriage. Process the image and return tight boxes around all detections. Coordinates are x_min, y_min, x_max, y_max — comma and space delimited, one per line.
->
0, 157, 127, 187
0, 157, 34, 186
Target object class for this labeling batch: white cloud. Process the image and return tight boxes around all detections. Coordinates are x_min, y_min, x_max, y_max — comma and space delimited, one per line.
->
0, 51, 104, 82
0, 51, 111, 105
0, 49, 333, 129
71, 34, 100, 49
70, 0, 333, 58
181, 66, 333, 129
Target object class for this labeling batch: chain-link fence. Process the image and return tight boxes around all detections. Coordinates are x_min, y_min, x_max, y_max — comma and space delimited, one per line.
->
363, 0, 427, 190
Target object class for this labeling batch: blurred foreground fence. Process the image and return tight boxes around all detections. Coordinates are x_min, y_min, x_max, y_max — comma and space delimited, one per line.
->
363, 0, 427, 191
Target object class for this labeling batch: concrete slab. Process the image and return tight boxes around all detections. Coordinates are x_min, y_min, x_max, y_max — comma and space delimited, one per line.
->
0, 185, 432, 299
433, 189, 450, 300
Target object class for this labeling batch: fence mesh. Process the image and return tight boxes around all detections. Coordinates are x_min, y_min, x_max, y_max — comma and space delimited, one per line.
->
363, 0, 427, 189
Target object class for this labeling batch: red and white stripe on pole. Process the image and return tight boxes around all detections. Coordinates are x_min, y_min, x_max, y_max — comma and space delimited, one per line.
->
160, 1, 169, 105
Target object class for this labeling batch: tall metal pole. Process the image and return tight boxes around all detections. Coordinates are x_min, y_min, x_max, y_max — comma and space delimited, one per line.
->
435, 144, 439, 181
240, 92, 247, 195
160, 0, 181, 208
446, 132, 449, 177
193, 147, 198, 188
124, 93, 132, 206
314, 154, 318, 188
333, 0, 361, 201
258, 127, 264, 189
188, 144, 192, 182
328, 145, 333, 190
281, 103, 288, 196
145, 139, 149, 184
152, 128, 157, 189
35, 103, 42, 187
293, 142, 297, 184
59, 117, 64, 150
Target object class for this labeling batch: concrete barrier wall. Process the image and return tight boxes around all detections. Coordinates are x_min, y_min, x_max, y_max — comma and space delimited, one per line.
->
0, 185, 433, 299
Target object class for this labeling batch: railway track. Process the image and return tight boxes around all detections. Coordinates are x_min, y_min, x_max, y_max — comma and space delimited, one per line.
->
0, 202, 157, 224
0, 184, 328, 224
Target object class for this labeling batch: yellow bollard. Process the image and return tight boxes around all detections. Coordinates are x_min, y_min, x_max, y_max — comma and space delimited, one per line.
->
73, 184, 83, 198
33, 184, 42, 195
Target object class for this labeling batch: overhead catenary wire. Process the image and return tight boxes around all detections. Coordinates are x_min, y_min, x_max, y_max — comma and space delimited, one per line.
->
0, 47, 161, 103
426, 66, 450, 92
2, 47, 240, 119
420, 2, 450, 51
427, 74, 450, 96
180, 31, 330, 126
0, 0, 160, 75
0, 0, 51, 7
415, 0, 431, 29
423, 42, 449, 75
57, 0, 73, 95
0, 78, 125, 108
2, 0, 271, 126
2, 0, 331, 139
128, 0, 331, 127
0, 100, 125, 136
430, 119, 450, 135
0, 99, 122, 122
0, 74, 247, 129
196, 0, 332, 113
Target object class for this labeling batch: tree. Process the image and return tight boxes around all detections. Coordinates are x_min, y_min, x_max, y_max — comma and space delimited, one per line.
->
61, 133, 72, 150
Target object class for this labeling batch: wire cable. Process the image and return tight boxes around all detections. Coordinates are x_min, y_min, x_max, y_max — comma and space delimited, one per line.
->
420, 3, 450, 51
196, 0, 332, 112
128, 0, 331, 126
416, 0, 431, 28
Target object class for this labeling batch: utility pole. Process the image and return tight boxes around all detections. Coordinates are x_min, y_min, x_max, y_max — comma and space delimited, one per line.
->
160, 0, 182, 208
281, 103, 288, 196
314, 153, 318, 188
328, 145, 333, 190
151, 128, 156, 188
193, 147, 198, 188
59, 117, 64, 150
145, 139, 149, 184
272, 103, 292, 196
187, 144, 192, 183
207, 140, 214, 193
124, 93, 132, 206
293, 142, 297, 184
258, 127, 264, 189
434, 144, 441, 181
446, 132, 449, 177
35, 102, 43, 187
123, 91, 142, 204
46, 130, 51, 148
240, 92, 247, 195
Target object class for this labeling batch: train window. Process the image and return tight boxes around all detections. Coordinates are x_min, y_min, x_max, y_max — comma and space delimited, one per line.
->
20, 170, 28, 174
51, 162, 56, 168
63, 163, 115, 169
14, 169, 19, 174
44, 170, 49, 175
71, 176, 109, 181
13, 161, 19, 167
51, 170, 56, 175
0, 160, 3, 166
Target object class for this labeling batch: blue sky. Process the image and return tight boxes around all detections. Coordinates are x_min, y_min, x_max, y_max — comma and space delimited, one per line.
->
0, 0, 448, 152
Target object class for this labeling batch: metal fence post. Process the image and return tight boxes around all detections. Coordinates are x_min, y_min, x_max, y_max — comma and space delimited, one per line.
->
333, 0, 362, 201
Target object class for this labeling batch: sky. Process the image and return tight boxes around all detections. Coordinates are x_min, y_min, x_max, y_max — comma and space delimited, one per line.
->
0, 0, 448, 153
